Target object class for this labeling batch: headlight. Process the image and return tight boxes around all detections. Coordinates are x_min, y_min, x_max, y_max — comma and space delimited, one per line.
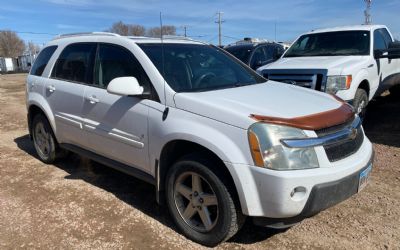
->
325, 75, 352, 94
248, 123, 319, 170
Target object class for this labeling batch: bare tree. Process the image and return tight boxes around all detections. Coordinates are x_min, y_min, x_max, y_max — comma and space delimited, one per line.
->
129, 25, 145, 36
107, 21, 130, 36
147, 25, 177, 37
107, 21, 145, 36
27, 42, 41, 55
0, 30, 25, 58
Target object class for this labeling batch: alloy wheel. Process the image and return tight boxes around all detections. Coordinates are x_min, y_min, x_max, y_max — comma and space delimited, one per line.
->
174, 171, 219, 233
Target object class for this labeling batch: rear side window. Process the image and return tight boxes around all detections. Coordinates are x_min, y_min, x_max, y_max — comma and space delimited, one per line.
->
30, 46, 57, 76
51, 43, 96, 84
94, 43, 151, 92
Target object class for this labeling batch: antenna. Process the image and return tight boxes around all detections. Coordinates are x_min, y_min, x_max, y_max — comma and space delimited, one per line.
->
364, 0, 372, 25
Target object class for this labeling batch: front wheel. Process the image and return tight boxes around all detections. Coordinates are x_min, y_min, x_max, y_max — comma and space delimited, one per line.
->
166, 154, 243, 246
353, 88, 368, 120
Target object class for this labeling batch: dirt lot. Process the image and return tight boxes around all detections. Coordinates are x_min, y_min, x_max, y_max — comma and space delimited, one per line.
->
0, 73, 399, 249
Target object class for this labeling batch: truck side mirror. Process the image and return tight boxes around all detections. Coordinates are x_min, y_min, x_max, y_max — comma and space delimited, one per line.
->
388, 41, 400, 59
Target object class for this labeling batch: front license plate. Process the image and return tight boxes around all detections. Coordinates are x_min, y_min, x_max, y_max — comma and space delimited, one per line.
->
358, 164, 372, 192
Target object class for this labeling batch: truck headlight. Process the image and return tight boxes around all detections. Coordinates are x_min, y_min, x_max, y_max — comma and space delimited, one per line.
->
325, 75, 352, 94
248, 123, 319, 170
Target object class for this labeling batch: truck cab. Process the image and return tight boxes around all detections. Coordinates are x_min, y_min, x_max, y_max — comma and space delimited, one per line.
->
258, 25, 400, 118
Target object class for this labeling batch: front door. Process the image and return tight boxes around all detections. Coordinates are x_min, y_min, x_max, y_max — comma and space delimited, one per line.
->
82, 43, 152, 172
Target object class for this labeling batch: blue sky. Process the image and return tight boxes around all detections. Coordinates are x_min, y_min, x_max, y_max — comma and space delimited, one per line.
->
1, 0, 399, 46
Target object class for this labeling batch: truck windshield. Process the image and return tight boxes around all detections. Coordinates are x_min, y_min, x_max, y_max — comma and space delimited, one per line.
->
284, 31, 370, 57
138, 43, 265, 92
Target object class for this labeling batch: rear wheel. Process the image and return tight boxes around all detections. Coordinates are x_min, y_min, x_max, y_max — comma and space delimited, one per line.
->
353, 88, 368, 119
166, 154, 243, 246
32, 114, 65, 163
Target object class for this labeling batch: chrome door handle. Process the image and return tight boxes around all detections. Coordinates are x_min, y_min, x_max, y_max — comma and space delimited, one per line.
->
47, 85, 56, 93
87, 95, 99, 104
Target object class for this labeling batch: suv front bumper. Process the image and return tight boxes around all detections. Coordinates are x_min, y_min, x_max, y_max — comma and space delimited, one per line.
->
225, 136, 374, 219
252, 153, 373, 228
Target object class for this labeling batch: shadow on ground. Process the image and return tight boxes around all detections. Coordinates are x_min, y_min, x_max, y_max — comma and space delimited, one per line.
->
363, 91, 400, 147
14, 134, 282, 245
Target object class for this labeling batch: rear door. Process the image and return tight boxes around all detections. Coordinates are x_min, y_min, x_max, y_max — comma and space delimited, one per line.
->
46, 43, 96, 146
81, 43, 151, 171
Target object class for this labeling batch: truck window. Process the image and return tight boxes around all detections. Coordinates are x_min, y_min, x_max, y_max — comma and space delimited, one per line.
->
380, 28, 393, 46
30, 46, 57, 76
374, 30, 387, 51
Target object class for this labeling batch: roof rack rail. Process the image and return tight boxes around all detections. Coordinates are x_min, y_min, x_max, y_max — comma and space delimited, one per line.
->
52, 32, 121, 40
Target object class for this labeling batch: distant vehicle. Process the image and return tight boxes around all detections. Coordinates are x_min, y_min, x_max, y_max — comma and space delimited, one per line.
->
26, 32, 373, 246
258, 25, 400, 118
224, 38, 285, 70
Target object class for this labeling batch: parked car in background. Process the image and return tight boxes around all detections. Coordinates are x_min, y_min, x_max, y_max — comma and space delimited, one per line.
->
224, 38, 285, 70
27, 32, 374, 246
258, 25, 400, 118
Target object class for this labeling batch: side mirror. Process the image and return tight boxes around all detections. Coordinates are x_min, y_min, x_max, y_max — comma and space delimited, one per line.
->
374, 49, 387, 59
388, 41, 400, 59
107, 77, 144, 96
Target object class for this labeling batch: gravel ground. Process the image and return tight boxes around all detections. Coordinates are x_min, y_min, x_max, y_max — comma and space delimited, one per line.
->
0, 73, 399, 249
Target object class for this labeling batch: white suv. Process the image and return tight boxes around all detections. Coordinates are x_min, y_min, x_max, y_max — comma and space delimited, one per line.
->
26, 32, 374, 246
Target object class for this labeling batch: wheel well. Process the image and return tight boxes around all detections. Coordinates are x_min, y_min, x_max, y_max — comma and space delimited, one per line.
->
358, 80, 370, 97
28, 105, 50, 138
158, 140, 240, 208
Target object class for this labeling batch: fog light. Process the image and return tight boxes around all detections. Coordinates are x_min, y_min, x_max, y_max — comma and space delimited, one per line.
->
290, 186, 307, 201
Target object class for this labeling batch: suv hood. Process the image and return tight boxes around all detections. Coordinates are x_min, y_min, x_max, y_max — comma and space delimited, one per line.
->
173, 81, 343, 129
259, 56, 367, 74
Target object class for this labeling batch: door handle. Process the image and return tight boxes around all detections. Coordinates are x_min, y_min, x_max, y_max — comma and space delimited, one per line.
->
47, 85, 56, 93
86, 95, 99, 104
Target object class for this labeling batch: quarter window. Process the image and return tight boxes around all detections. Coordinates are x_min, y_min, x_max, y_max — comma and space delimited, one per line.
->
30, 45, 57, 76
94, 43, 150, 92
51, 43, 96, 84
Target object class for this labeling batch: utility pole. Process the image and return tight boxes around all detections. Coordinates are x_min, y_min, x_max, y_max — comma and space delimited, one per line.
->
215, 11, 225, 46
183, 25, 187, 37
364, 0, 372, 24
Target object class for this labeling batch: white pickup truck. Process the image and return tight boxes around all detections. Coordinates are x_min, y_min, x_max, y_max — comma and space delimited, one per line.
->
258, 25, 400, 117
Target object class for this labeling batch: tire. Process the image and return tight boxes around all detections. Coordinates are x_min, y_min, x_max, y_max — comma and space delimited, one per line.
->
32, 114, 65, 164
353, 88, 368, 119
166, 154, 243, 246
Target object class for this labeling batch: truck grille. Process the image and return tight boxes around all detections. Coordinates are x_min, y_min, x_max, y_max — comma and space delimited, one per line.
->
261, 69, 327, 91
316, 118, 364, 162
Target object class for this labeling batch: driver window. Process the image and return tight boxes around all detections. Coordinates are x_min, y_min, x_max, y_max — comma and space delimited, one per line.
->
94, 43, 151, 93
374, 30, 387, 51
250, 47, 266, 68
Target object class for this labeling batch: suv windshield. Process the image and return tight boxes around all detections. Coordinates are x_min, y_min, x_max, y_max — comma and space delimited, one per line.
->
138, 43, 265, 92
284, 31, 370, 57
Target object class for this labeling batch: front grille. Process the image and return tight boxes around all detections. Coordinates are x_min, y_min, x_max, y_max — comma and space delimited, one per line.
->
316, 119, 364, 162
261, 69, 328, 91
265, 74, 323, 90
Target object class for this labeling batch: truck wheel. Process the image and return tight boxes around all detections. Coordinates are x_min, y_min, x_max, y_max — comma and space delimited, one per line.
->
166, 154, 243, 246
32, 114, 64, 163
353, 89, 368, 119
